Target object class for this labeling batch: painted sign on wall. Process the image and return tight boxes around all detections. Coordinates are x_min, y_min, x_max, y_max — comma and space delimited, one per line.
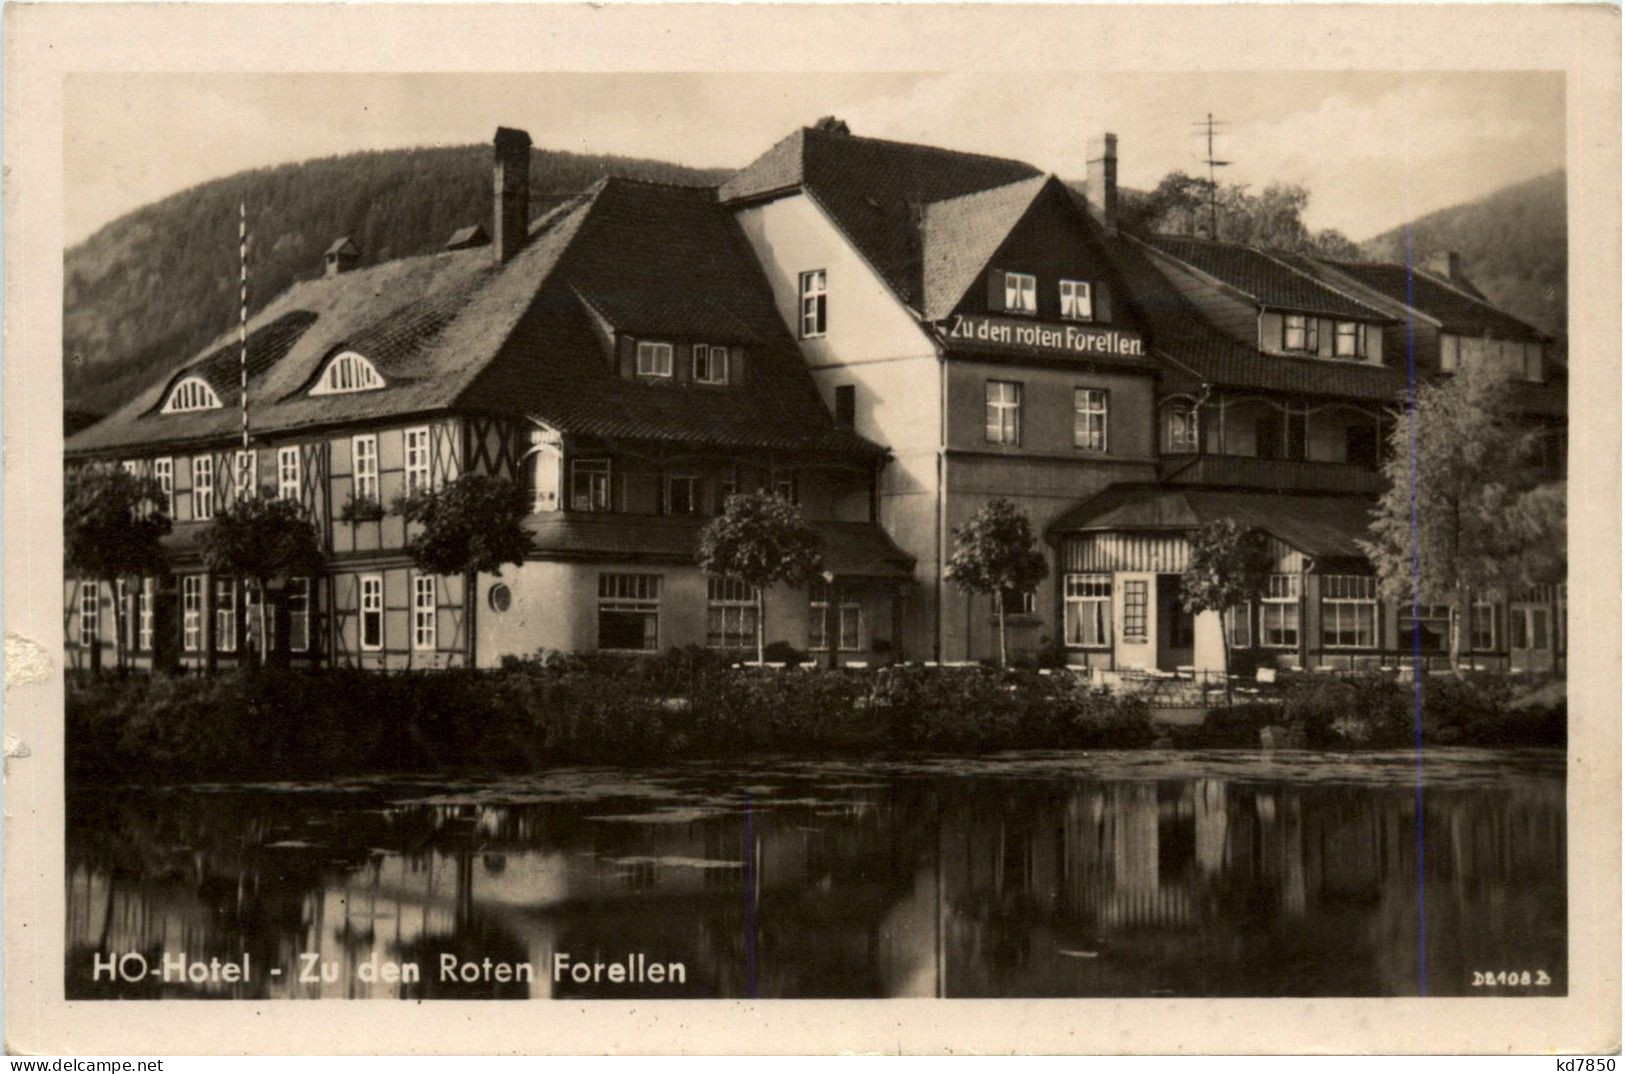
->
941, 315, 1145, 359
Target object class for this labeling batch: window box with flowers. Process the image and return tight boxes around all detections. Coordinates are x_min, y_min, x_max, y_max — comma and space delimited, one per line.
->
339, 491, 386, 523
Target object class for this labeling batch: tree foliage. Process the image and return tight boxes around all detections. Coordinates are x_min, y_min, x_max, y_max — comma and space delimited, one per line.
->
945, 498, 1049, 667
1359, 369, 1565, 672
697, 492, 825, 665
399, 474, 532, 578
65, 465, 172, 671
200, 492, 325, 665
1180, 520, 1274, 693
1121, 171, 1361, 259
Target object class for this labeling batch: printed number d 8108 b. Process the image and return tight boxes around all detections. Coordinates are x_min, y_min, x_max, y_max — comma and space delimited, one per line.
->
1472, 970, 1551, 987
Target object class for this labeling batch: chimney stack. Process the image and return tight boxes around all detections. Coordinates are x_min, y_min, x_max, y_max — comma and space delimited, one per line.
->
324, 237, 360, 277
1425, 250, 1465, 283
493, 127, 532, 264
1086, 132, 1118, 234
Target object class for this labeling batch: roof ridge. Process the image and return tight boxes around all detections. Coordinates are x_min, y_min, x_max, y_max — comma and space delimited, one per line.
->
1253, 247, 1392, 320
801, 124, 1040, 172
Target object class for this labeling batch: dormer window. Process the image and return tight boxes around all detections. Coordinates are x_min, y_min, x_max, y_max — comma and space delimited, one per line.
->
636, 341, 674, 378
693, 344, 729, 385
1060, 280, 1094, 322
1001, 272, 1038, 314
161, 376, 222, 414
310, 351, 385, 395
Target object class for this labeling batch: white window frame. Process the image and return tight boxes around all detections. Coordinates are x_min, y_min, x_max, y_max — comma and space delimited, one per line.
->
153, 457, 174, 513
352, 434, 379, 503
808, 581, 861, 652
1261, 574, 1301, 648
1074, 388, 1109, 453
1225, 603, 1252, 649
1059, 279, 1094, 321
412, 575, 437, 651
1399, 603, 1452, 653
706, 576, 758, 650
1334, 321, 1362, 359
78, 583, 99, 648
799, 270, 827, 338
1511, 605, 1551, 651
985, 380, 1022, 445
287, 578, 311, 653
182, 575, 204, 652
214, 576, 237, 653
277, 446, 301, 501
1282, 314, 1319, 354
693, 344, 729, 385
665, 474, 702, 515
1165, 405, 1200, 454
1470, 600, 1499, 652
359, 574, 384, 652
192, 455, 215, 520
1064, 573, 1112, 648
597, 573, 661, 652
162, 376, 222, 414
405, 426, 431, 495
137, 578, 155, 652
635, 341, 674, 378
243, 579, 273, 656
234, 449, 255, 503
310, 351, 385, 396
1003, 271, 1038, 314
1320, 574, 1377, 649
570, 457, 613, 512
116, 579, 135, 652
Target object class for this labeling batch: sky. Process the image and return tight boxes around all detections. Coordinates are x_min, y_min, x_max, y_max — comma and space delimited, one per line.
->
64, 70, 1564, 246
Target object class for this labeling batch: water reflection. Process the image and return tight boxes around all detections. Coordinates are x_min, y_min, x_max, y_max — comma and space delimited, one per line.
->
66, 750, 1565, 999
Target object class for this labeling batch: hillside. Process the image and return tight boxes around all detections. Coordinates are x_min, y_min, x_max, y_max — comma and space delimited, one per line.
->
63, 145, 731, 416
1360, 170, 1566, 340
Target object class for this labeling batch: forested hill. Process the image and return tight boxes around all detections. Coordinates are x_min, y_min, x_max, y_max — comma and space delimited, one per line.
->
63, 145, 732, 415
1361, 170, 1567, 341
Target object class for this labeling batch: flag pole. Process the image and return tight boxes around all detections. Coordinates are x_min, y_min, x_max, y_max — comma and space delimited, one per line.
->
239, 201, 250, 449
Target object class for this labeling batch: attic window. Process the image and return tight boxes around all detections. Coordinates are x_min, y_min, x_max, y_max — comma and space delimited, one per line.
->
162, 376, 222, 414
310, 351, 385, 395
636, 341, 674, 378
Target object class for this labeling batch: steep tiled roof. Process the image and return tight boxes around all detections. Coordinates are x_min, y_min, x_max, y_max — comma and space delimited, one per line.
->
919, 176, 1050, 321
1146, 235, 1393, 321
525, 513, 914, 577
1314, 259, 1549, 342
723, 126, 1041, 309
1049, 484, 1377, 561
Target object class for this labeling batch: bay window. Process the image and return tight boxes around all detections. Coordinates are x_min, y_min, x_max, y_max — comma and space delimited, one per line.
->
1064, 573, 1112, 648
1320, 574, 1377, 648
1261, 574, 1300, 648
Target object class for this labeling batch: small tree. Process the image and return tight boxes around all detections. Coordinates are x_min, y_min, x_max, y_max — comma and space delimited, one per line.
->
1360, 369, 1564, 675
945, 498, 1048, 667
1180, 520, 1273, 698
697, 491, 824, 665
200, 492, 325, 667
399, 474, 531, 665
65, 465, 172, 673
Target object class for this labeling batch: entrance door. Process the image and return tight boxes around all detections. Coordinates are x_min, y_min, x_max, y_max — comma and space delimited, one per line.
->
1156, 574, 1194, 671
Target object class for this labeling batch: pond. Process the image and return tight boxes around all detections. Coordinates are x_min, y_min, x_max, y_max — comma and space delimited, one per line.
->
66, 749, 1566, 999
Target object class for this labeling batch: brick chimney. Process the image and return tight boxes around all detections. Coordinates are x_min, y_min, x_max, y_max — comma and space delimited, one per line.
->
1086, 133, 1118, 234
1425, 250, 1465, 283
493, 127, 532, 264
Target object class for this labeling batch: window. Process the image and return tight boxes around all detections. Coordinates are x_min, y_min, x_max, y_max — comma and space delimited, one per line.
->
153, 457, 174, 512
287, 578, 310, 653
1002, 271, 1037, 314
636, 341, 674, 378
1065, 574, 1113, 647
693, 345, 729, 385
834, 385, 856, 428
404, 427, 431, 495
808, 582, 862, 652
310, 351, 384, 395
162, 376, 222, 413
1399, 603, 1451, 653
985, 380, 1022, 445
77, 583, 98, 647
1321, 574, 1377, 648
1470, 600, 1498, 651
413, 575, 436, 651
1002, 588, 1036, 616
1335, 321, 1362, 358
665, 475, 701, 515
214, 576, 237, 653
714, 472, 739, 514
799, 270, 827, 338
1165, 405, 1199, 454
571, 458, 613, 512
1074, 388, 1108, 452
359, 574, 383, 652
192, 455, 214, 520
1261, 574, 1301, 648
182, 576, 203, 651
1511, 606, 1550, 650
598, 574, 660, 651
1225, 604, 1252, 649
1282, 314, 1319, 353
243, 580, 272, 656
1440, 335, 1461, 373
137, 578, 154, 652
1060, 279, 1093, 321
234, 450, 255, 503
771, 475, 798, 505
706, 576, 757, 650
120, 460, 138, 477
277, 446, 301, 501
352, 435, 378, 503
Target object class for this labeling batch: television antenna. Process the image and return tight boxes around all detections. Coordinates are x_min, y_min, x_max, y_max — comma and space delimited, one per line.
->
1191, 114, 1230, 239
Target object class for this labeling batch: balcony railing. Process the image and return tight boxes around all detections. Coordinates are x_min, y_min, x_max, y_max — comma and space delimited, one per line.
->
1158, 453, 1385, 495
